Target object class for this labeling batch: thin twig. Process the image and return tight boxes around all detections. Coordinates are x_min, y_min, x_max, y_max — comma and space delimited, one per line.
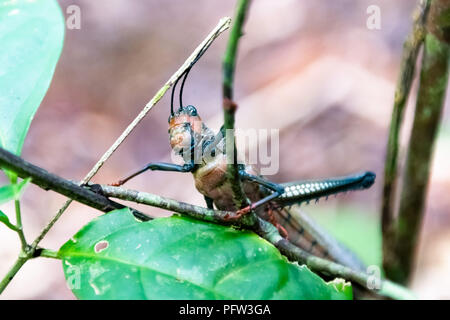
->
0, 18, 231, 294
90, 184, 235, 224
381, 0, 431, 274
222, 0, 251, 210
0, 217, 20, 232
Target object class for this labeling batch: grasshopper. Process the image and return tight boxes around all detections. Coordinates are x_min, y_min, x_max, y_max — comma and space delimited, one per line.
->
112, 41, 375, 272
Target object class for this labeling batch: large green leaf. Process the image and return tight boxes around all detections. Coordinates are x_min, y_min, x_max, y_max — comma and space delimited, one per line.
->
59, 209, 352, 300
0, 0, 64, 155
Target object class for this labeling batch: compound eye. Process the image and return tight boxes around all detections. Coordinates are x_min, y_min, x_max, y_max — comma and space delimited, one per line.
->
186, 105, 197, 116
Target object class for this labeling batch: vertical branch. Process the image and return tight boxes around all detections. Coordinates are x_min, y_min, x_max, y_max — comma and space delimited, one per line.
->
386, 0, 450, 284
14, 200, 27, 251
382, 0, 430, 276
222, 0, 251, 209
0, 257, 27, 294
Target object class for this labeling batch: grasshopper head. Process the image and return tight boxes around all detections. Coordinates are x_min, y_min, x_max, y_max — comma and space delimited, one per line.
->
168, 105, 203, 155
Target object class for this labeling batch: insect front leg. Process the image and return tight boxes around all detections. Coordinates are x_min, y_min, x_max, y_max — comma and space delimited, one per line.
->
204, 196, 214, 209
111, 162, 195, 186
239, 170, 284, 194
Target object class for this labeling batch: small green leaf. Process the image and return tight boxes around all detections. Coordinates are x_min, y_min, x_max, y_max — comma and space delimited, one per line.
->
59, 209, 352, 300
0, 209, 17, 231
0, 178, 29, 231
0, 0, 65, 155
0, 184, 15, 204
0, 178, 30, 204
0, 209, 11, 225
3, 169, 17, 184
0, 210, 8, 222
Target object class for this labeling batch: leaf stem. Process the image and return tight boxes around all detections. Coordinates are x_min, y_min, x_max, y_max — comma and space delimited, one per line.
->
0, 247, 60, 294
37, 249, 60, 260
0, 217, 20, 232
14, 199, 28, 251
0, 257, 28, 294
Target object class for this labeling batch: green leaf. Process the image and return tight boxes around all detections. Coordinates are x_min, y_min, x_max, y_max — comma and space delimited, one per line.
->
0, 178, 29, 231
0, 178, 30, 205
0, 209, 12, 226
0, 210, 9, 223
59, 209, 352, 300
0, 0, 65, 155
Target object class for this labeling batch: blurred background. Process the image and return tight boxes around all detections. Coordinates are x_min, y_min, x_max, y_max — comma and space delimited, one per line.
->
1, 0, 449, 299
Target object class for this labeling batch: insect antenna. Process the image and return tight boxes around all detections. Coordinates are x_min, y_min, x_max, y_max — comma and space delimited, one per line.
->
170, 28, 221, 116
170, 74, 181, 116
179, 66, 191, 108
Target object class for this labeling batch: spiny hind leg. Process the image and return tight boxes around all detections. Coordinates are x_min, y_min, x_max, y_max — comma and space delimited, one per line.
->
110, 162, 195, 186
204, 196, 214, 209
277, 171, 376, 206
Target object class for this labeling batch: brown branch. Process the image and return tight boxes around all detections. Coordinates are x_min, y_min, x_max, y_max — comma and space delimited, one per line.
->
384, 0, 450, 284
382, 0, 430, 272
